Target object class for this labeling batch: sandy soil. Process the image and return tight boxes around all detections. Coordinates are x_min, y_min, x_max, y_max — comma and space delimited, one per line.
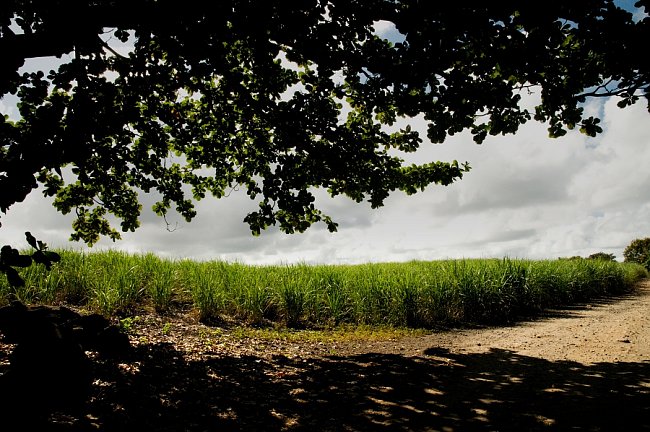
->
353, 279, 650, 364
2, 280, 650, 431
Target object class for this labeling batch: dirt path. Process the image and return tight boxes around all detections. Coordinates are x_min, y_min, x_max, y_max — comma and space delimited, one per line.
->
4, 281, 650, 431
354, 279, 650, 364
93, 280, 650, 431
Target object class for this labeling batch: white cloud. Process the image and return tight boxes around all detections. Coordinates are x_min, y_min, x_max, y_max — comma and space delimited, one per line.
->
2, 95, 650, 264
373, 20, 406, 44
0, 96, 19, 120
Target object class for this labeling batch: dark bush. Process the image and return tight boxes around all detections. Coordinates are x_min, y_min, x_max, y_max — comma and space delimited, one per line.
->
587, 252, 616, 261
0, 302, 131, 425
623, 238, 650, 270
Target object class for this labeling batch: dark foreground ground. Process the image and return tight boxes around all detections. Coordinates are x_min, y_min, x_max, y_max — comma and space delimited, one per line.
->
2, 281, 650, 431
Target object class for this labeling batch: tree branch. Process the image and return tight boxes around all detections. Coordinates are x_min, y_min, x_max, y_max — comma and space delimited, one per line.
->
578, 85, 644, 98
98, 37, 128, 59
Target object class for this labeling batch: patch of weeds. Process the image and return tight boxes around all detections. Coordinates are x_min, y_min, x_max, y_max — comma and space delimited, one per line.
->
198, 327, 223, 344
229, 324, 428, 343
119, 316, 140, 334
331, 324, 429, 342
161, 322, 173, 335
197, 327, 223, 348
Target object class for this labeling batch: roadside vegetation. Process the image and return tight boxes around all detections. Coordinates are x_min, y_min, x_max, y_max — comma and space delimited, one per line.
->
0, 250, 646, 329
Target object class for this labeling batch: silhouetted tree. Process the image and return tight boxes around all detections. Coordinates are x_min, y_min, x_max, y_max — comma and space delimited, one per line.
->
1, 0, 649, 282
587, 252, 616, 261
624, 237, 650, 269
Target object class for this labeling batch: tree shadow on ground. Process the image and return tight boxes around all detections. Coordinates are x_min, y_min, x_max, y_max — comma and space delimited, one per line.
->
27, 341, 650, 431
481, 289, 646, 326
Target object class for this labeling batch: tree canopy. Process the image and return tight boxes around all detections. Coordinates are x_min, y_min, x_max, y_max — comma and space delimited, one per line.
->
1, 0, 649, 248
624, 237, 650, 269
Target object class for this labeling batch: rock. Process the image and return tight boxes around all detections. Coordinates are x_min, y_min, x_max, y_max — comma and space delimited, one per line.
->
0, 301, 91, 423
0, 301, 132, 424
73, 313, 132, 358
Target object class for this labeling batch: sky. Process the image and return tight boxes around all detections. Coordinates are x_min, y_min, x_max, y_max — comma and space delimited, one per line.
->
1, 7, 649, 265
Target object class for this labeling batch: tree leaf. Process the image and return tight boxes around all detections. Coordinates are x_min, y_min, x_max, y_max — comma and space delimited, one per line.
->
5, 267, 25, 287
25, 232, 38, 249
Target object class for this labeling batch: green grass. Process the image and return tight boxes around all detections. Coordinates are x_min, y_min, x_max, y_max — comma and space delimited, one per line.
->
1, 250, 647, 328
229, 324, 429, 343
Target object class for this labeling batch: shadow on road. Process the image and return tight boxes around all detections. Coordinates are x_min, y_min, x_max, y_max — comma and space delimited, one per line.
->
33, 341, 649, 431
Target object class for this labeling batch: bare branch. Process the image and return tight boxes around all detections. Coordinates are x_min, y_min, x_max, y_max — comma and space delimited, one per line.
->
98, 36, 127, 59
578, 84, 645, 99
163, 214, 178, 232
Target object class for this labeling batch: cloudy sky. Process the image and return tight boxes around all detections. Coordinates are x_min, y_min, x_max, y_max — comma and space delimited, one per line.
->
2, 6, 649, 265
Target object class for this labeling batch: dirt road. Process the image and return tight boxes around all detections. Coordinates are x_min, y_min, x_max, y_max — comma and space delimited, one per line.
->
79, 280, 650, 431
294, 280, 650, 431
7, 281, 650, 431
356, 279, 650, 364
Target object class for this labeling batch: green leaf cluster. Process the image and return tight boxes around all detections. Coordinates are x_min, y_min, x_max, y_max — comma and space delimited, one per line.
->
624, 237, 650, 270
1, 0, 648, 244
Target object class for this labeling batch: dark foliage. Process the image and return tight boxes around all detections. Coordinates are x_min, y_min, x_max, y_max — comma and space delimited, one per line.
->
624, 237, 650, 269
0, 301, 130, 425
0, 232, 60, 286
587, 252, 616, 261
1, 0, 648, 247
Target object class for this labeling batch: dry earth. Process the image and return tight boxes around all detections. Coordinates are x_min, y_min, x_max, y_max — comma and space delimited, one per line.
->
361, 279, 650, 363
2, 280, 650, 431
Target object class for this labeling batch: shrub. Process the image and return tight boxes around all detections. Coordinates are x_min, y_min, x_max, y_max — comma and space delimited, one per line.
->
623, 238, 650, 270
587, 252, 616, 261
558, 256, 583, 261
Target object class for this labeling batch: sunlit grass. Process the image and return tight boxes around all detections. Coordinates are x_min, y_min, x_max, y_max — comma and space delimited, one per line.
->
229, 324, 429, 343
1, 250, 647, 328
